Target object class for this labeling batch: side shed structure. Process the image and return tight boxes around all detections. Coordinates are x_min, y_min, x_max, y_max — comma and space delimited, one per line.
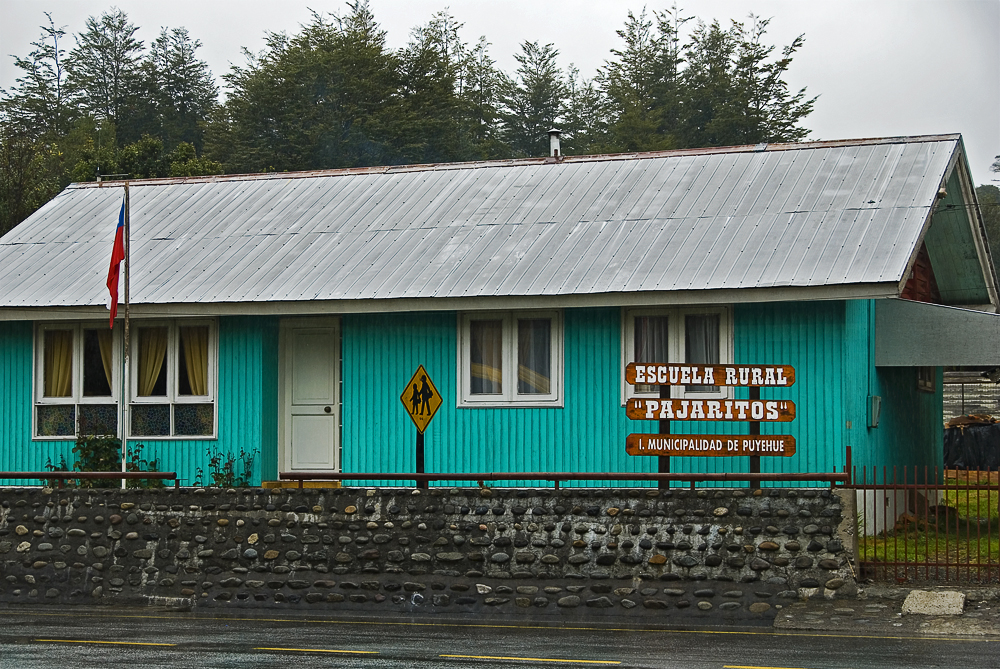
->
0, 134, 995, 486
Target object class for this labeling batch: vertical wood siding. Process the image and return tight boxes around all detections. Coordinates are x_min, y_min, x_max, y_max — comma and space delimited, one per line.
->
341, 304, 851, 487
0, 304, 941, 488
138, 316, 280, 486
342, 308, 640, 487
726, 301, 847, 482
846, 299, 944, 474
0, 322, 76, 483
0, 317, 278, 487
652, 301, 849, 485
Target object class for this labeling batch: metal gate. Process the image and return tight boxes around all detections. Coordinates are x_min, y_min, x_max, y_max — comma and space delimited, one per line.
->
852, 466, 1000, 584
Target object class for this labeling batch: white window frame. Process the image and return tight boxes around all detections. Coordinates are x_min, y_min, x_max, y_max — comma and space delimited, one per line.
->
33, 322, 121, 440
129, 318, 218, 439
458, 310, 564, 408
621, 306, 733, 404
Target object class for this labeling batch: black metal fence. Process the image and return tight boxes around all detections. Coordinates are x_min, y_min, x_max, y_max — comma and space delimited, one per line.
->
278, 471, 848, 489
851, 466, 1000, 584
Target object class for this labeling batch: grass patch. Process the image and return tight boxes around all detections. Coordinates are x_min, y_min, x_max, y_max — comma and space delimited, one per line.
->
859, 470, 1000, 568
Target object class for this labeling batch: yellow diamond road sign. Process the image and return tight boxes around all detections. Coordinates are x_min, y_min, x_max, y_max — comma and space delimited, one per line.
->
400, 365, 442, 433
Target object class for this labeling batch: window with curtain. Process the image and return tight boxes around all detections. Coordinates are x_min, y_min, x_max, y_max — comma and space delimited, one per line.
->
518, 319, 551, 395
684, 314, 720, 392
460, 311, 562, 406
622, 307, 731, 402
131, 320, 216, 438
632, 316, 668, 394
35, 324, 118, 438
470, 320, 503, 395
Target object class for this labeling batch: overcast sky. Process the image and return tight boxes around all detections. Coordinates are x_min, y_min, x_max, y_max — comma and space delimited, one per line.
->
1, 0, 997, 182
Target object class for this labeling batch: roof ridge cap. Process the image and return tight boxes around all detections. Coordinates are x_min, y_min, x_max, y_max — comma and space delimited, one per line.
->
69, 133, 962, 189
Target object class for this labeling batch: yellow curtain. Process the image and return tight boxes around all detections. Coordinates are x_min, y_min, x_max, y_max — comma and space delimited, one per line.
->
470, 320, 503, 394
97, 329, 114, 391
43, 330, 73, 397
180, 326, 208, 396
137, 327, 168, 396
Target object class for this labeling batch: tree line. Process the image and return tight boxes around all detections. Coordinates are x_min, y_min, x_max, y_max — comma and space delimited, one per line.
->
0, 1, 818, 234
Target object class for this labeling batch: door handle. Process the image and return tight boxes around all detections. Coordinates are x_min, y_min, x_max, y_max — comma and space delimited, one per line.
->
324, 406, 332, 413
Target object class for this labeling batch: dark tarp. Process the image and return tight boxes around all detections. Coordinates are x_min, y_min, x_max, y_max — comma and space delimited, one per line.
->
944, 424, 1000, 469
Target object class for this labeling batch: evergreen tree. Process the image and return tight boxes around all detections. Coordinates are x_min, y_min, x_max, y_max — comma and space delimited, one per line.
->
679, 16, 815, 147
66, 9, 145, 145
215, 2, 400, 172
562, 66, 607, 155
1, 13, 75, 139
393, 11, 469, 164
140, 28, 219, 151
977, 184, 1000, 266
599, 8, 685, 152
499, 41, 567, 158
0, 126, 61, 234
459, 36, 506, 158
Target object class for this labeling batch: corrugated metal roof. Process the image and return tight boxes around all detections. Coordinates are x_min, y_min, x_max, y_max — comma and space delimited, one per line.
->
0, 135, 967, 310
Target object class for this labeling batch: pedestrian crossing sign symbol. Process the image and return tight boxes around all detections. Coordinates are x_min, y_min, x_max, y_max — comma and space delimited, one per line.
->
400, 365, 442, 433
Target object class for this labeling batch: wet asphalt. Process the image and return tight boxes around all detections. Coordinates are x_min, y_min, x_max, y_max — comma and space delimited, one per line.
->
0, 605, 996, 669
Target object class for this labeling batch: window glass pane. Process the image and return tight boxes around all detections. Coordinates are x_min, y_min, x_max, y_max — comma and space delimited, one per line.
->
131, 404, 170, 436
78, 404, 117, 436
178, 326, 209, 396
517, 319, 551, 394
685, 314, 720, 392
174, 404, 214, 435
83, 329, 113, 397
43, 329, 73, 397
136, 327, 168, 396
634, 316, 668, 393
37, 404, 74, 436
470, 320, 502, 394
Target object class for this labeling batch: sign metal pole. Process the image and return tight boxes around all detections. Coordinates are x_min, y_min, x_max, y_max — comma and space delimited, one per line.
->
400, 365, 440, 490
415, 429, 426, 490
749, 386, 761, 489
658, 383, 670, 489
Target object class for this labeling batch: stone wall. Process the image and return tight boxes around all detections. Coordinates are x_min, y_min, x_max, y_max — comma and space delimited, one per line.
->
0, 485, 856, 621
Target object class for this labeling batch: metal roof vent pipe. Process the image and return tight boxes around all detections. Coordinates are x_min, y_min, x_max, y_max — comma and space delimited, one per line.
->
548, 128, 562, 159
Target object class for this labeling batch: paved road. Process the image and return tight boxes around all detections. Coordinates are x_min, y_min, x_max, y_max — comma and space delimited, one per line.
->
0, 607, 993, 668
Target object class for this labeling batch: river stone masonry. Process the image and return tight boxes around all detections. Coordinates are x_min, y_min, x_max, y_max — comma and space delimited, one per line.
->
0, 486, 856, 621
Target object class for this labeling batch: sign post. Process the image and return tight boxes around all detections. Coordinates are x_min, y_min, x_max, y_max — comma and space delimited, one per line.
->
658, 384, 669, 489
400, 365, 442, 489
624, 364, 797, 487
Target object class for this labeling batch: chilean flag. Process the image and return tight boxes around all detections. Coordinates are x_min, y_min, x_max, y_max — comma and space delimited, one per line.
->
106, 198, 125, 329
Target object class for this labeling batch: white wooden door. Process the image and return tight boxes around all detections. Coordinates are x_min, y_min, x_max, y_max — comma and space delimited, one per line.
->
283, 324, 339, 471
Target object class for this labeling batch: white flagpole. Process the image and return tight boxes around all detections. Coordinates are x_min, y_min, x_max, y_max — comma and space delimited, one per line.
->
121, 182, 130, 488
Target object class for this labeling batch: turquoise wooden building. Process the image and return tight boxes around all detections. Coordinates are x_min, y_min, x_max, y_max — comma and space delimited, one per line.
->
0, 134, 996, 486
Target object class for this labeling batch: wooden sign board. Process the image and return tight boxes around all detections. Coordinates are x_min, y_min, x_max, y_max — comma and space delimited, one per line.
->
400, 365, 442, 433
625, 364, 795, 387
626, 434, 796, 457
626, 398, 795, 422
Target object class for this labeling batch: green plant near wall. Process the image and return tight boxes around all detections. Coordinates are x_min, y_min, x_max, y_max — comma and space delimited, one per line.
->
125, 443, 165, 489
42, 436, 165, 488
72, 434, 122, 487
195, 447, 256, 488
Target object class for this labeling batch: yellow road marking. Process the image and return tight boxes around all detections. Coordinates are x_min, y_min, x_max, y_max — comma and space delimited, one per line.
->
256, 646, 378, 654
724, 666, 815, 669
442, 654, 619, 665
35, 639, 176, 647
